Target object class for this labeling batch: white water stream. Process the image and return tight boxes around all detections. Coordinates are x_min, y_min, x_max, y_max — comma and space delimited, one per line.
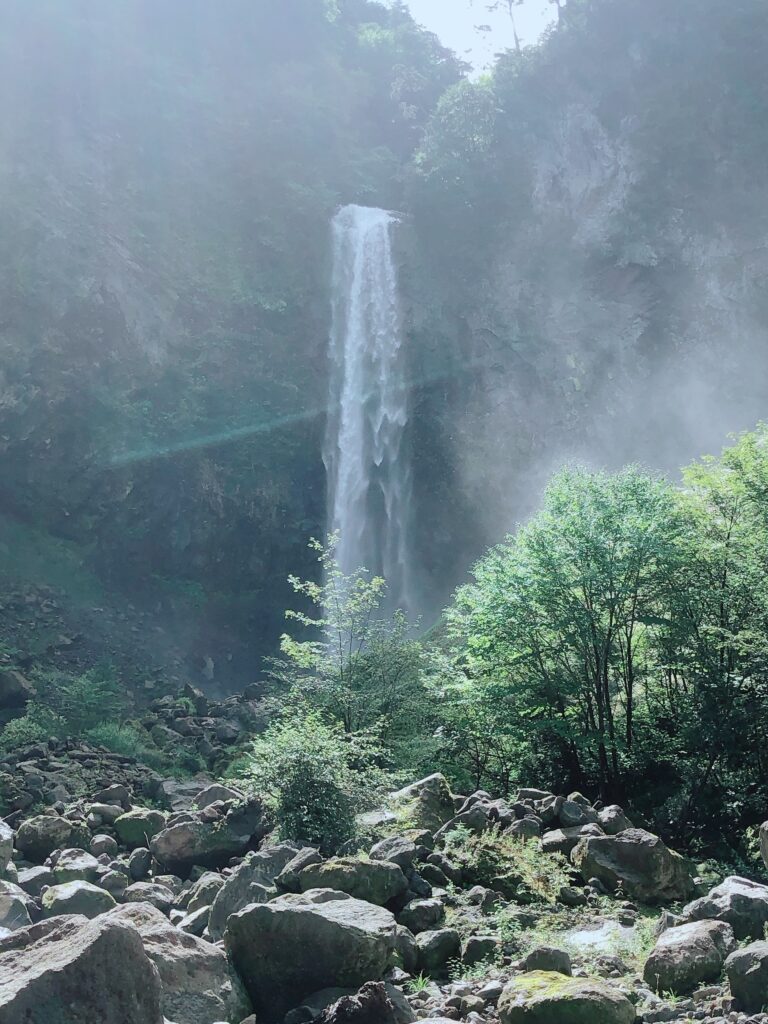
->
323, 205, 413, 613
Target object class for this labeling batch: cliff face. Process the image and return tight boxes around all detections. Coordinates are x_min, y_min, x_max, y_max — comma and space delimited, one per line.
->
0, 0, 461, 685
408, 0, 768, 601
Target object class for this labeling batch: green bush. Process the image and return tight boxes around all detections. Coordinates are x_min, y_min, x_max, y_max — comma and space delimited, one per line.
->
0, 704, 64, 752
84, 722, 147, 758
442, 825, 571, 904
235, 706, 392, 853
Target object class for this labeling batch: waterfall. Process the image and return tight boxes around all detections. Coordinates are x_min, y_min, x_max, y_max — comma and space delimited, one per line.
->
323, 204, 413, 614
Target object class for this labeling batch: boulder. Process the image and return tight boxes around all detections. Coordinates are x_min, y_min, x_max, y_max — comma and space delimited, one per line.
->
498, 972, 635, 1024
275, 846, 323, 892
0, 668, 33, 709
558, 800, 598, 829
0, 881, 32, 932
106, 902, 251, 1024
224, 891, 397, 1020
312, 981, 416, 1024
370, 836, 417, 871
0, 913, 164, 1023
53, 848, 100, 884
682, 875, 768, 940
114, 809, 167, 849
389, 774, 455, 832
725, 940, 768, 1013
415, 928, 460, 972
15, 814, 86, 862
524, 946, 572, 975
194, 783, 243, 809
597, 805, 633, 835
542, 824, 603, 857
42, 879, 116, 919
17, 866, 54, 898
0, 822, 13, 875
397, 897, 444, 934
150, 799, 266, 876
571, 828, 694, 903
208, 842, 300, 939
760, 820, 768, 872
157, 778, 209, 812
643, 920, 735, 994
298, 857, 408, 906
124, 882, 175, 912
462, 934, 498, 967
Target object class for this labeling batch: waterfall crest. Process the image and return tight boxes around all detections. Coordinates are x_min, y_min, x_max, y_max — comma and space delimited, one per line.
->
323, 204, 413, 614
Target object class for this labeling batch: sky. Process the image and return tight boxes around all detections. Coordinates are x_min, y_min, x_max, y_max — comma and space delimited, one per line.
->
404, 0, 556, 69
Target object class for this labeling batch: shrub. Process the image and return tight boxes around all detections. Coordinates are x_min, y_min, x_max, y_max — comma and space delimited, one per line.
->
235, 706, 393, 853
0, 704, 64, 752
85, 722, 147, 758
442, 825, 571, 904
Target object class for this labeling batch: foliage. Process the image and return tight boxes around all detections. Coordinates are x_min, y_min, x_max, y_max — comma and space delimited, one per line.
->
442, 825, 571, 903
0, 703, 64, 752
271, 537, 432, 766
437, 427, 768, 855
235, 703, 394, 853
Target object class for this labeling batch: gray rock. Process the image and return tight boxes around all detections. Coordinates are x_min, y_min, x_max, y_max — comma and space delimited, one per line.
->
185, 871, 224, 913
129, 846, 152, 881
462, 934, 498, 967
298, 857, 408, 906
99, 869, 130, 897
124, 882, 175, 912
91, 833, 119, 858
542, 824, 604, 856
370, 836, 417, 870
524, 946, 572, 975
725, 939, 768, 1013
15, 814, 86, 862
597, 805, 633, 835
106, 902, 251, 1024
0, 881, 32, 932
208, 842, 300, 939
224, 891, 397, 1020
115, 809, 167, 849
194, 783, 243, 809
415, 927, 460, 972
397, 897, 444, 934
643, 919, 735, 994
53, 847, 100, 884
42, 879, 117, 919
275, 847, 323, 892
681, 875, 768, 940
0, 913, 164, 1023
571, 828, 694, 903
17, 865, 54, 898
150, 799, 267, 876
0, 822, 13, 876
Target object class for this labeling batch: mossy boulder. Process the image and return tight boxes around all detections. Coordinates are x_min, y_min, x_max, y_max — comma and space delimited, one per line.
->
498, 972, 635, 1024
114, 809, 166, 849
298, 857, 408, 906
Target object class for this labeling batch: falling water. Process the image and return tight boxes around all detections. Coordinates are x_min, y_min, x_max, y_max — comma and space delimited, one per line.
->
323, 204, 414, 614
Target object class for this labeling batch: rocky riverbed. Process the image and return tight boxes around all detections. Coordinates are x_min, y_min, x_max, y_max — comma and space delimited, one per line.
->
3, 700, 768, 1024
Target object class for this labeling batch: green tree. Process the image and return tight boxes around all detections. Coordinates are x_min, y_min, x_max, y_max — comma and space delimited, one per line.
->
452, 466, 683, 795
272, 537, 430, 762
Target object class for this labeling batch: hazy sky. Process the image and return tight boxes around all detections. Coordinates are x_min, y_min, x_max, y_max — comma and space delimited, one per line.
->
405, 0, 556, 68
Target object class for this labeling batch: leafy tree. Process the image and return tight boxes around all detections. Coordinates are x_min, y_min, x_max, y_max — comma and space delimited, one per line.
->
451, 466, 684, 796
272, 537, 430, 762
